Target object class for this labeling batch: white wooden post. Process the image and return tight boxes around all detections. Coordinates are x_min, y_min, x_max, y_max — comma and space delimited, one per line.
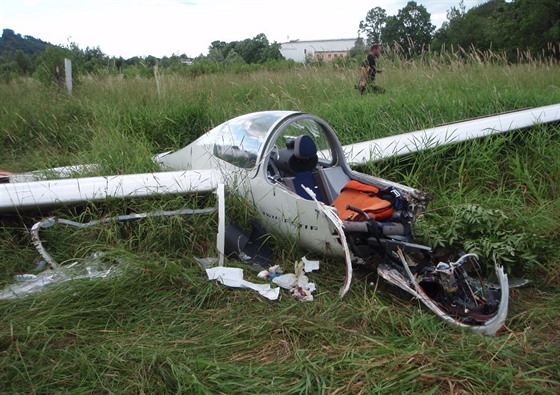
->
64, 58, 72, 94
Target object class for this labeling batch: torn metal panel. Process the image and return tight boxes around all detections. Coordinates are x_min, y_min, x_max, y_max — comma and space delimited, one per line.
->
390, 248, 509, 336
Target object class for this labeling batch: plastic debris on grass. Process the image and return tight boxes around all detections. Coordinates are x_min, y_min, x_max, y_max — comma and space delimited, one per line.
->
0, 252, 120, 300
205, 266, 280, 300
257, 257, 320, 302
1, 206, 218, 300
205, 257, 319, 302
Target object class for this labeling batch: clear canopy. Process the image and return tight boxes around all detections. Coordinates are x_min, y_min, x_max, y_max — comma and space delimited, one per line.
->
196, 111, 335, 169
196, 111, 291, 168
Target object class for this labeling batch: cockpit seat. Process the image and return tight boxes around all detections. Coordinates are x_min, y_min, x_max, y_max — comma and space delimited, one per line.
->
274, 135, 318, 175
273, 135, 324, 201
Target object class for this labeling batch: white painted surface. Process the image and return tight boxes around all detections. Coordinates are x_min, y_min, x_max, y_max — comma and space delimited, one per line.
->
344, 104, 560, 164
0, 169, 223, 211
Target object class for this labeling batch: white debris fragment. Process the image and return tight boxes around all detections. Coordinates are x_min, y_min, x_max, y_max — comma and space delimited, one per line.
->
272, 273, 298, 289
206, 259, 316, 303
258, 265, 285, 279
205, 266, 280, 301
302, 257, 320, 273
270, 260, 316, 302
300, 184, 352, 297
269, 265, 284, 274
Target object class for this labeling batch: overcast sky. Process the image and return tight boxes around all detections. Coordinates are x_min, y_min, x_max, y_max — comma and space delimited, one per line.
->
1, 0, 485, 58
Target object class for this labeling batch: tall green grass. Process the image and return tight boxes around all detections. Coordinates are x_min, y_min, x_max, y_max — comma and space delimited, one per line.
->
1, 59, 559, 394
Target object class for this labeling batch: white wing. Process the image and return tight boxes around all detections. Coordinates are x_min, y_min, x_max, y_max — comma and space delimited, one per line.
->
344, 104, 560, 164
3, 104, 558, 211
0, 169, 223, 211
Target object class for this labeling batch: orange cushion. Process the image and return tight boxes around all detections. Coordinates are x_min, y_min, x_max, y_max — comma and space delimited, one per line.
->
332, 180, 394, 221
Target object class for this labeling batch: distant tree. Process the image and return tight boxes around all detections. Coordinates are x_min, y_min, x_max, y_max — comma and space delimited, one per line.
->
432, 1, 468, 50
34, 45, 71, 85
14, 50, 32, 74
207, 40, 236, 63
207, 45, 226, 64
382, 1, 435, 56
259, 40, 283, 63
67, 43, 110, 74
432, 0, 558, 61
114, 56, 125, 71
236, 35, 265, 64
144, 55, 159, 67
160, 54, 191, 71
349, 37, 367, 59
358, 7, 387, 45
206, 34, 282, 65
434, 0, 507, 52
502, 0, 559, 59
224, 49, 245, 65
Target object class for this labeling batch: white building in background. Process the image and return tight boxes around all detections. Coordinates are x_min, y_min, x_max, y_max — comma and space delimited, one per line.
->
280, 38, 357, 63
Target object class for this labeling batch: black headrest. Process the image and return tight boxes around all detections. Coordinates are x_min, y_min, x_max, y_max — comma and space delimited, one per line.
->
274, 135, 318, 174
293, 135, 317, 159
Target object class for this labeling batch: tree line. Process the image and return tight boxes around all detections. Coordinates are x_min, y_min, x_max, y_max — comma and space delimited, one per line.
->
0, 0, 558, 83
357, 0, 558, 61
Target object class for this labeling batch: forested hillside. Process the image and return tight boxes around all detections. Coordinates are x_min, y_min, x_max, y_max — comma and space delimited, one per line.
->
0, 28, 53, 55
0, 0, 558, 83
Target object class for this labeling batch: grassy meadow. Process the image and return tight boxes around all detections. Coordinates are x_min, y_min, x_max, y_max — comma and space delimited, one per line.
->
1, 57, 560, 394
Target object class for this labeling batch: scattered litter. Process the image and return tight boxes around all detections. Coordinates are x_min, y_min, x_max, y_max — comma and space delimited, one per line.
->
271, 273, 298, 289
194, 256, 219, 269
208, 258, 318, 302
205, 266, 280, 301
257, 264, 284, 280
302, 257, 320, 273
272, 260, 316, 302
0, 252, 120, 300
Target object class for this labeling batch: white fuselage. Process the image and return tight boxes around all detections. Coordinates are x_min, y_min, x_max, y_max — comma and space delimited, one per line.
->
158, 137, 345, 257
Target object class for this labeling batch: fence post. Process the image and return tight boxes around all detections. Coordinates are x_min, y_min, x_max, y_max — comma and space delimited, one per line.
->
64, 58, 72, 95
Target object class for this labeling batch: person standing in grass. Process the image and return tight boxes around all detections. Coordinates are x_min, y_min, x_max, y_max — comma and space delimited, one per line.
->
358, 43, 385, 94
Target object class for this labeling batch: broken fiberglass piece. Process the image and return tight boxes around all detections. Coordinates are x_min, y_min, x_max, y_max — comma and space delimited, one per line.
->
301, 184, 352, 297
31, 207, 217, 269
0, 201, 223, 300
205, 266, 280, 301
